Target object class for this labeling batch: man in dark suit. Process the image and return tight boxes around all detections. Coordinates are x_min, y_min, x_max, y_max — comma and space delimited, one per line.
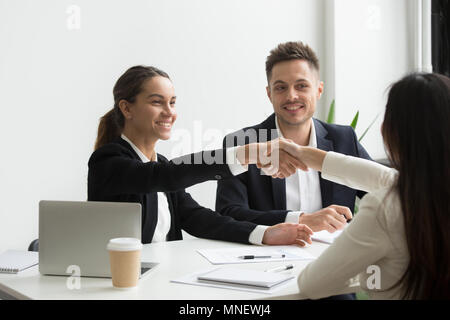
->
216, 41, 372, 235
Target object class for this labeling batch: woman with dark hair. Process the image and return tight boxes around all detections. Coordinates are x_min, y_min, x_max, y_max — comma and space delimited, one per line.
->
279, 73, 450, 299
88, 65, 313, 246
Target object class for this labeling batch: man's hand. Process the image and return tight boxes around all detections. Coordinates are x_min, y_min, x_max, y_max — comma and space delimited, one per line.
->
299, 205, 353, 233
262, 223, 313, 247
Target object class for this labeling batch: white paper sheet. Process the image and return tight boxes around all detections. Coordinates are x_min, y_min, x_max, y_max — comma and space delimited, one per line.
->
196, 245, 316, 265
312, 229, 344, 244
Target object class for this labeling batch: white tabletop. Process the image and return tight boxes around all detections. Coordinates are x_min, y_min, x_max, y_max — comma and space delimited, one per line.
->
0, 238, 359, 300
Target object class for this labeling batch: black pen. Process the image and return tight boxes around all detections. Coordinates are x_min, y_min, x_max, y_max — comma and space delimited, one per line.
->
238, 254, 286, 260
265, 264, 294, 272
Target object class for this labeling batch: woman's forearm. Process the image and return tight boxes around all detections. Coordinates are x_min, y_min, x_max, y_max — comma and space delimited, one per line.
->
235, 140, 326, 173
296, 146, 327, 172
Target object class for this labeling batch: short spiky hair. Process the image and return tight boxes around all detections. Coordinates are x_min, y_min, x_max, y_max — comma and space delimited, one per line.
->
265, 41, 320, 82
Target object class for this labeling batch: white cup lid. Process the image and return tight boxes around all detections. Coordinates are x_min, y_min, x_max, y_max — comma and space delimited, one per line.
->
107, 238, 143, 251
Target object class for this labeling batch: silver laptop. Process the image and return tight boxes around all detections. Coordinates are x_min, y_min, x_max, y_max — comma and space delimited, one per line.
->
39, 200, 156, 278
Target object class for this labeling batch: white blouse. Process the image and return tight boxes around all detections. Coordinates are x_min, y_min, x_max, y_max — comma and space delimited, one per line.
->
298, 151, 410, 300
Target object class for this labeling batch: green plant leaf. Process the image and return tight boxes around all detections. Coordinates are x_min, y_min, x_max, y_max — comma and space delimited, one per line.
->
350, 111, 359, 130
326, 99, 335, 124
359, 113, 381, 142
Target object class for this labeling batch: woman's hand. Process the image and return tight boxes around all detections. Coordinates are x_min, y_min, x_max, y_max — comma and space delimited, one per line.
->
236, 138, 308, 178
262, 223, 313, 247
257, 138, 306, 177
261, 140, 328, 178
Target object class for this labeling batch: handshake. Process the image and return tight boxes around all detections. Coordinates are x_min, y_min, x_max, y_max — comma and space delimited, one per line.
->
235, 137, 324, 179
235, 138, 352, 246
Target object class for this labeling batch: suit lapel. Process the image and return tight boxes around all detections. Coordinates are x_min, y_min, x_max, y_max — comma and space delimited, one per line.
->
314, 119, 335, 208
156, 154, 178, 240
115, 138, 161, 243
261, 114, 288, 210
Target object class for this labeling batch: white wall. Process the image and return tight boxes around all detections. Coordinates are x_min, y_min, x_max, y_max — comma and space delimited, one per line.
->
329, 0, 415, 159
0, 0, 417, 251
0, 0, 325, 251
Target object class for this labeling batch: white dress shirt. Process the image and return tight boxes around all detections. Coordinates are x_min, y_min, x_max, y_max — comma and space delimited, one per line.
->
275, 117, 323, 220
120, 134, 267, 245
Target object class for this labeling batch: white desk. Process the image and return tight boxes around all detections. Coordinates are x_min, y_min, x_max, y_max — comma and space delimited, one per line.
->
0, 238, 359, 300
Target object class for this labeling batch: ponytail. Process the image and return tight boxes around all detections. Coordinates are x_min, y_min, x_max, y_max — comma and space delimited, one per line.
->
94, 108, 122, 150
94, 65, 170, 150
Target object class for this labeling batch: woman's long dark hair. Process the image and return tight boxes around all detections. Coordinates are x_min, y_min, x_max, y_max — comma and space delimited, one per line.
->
382, 73, 450, 299
94, 65, 170, 150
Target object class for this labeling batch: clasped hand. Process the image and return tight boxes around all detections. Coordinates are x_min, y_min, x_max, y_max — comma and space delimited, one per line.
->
236, 137, 306, 178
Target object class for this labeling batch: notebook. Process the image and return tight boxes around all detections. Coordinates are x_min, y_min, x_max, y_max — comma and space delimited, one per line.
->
197, 267, 294, 289
0, 250, 39, 274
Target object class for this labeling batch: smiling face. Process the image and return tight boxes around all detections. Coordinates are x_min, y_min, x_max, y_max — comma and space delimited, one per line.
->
266, 59, 323, 127
120, 76, 177, 141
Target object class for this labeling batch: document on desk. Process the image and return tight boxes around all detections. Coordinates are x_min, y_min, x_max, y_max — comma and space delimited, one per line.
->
197, 245, 316, 265
171, 267, 296, 294
312, 229, 344, 244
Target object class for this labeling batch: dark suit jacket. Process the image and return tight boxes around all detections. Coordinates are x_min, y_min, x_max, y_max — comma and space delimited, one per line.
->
88, 137, 257, 244
215, 114, 372, 225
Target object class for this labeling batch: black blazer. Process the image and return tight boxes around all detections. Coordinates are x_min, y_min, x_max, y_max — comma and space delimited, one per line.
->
88, 137, 257, 244
215, 114, 372, 225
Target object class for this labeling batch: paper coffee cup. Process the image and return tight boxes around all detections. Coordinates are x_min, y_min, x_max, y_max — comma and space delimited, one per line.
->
107, 238, 143, 289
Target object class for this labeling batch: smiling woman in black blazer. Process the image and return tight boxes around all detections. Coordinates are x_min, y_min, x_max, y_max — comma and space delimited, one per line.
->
88, 65, 312, 245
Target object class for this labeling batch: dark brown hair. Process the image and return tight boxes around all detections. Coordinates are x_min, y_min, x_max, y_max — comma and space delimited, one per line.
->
382, 73, 450, 299
94, 65, 170, 150
265, 41, 319, 82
